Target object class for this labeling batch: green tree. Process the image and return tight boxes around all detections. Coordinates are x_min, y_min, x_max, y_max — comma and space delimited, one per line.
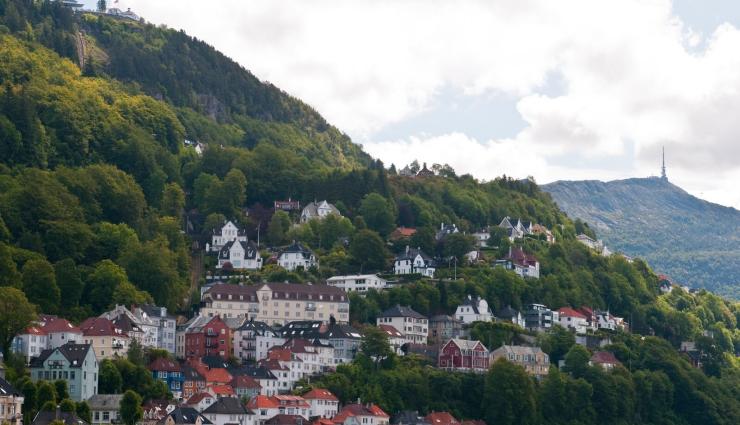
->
360, 325, 393, 365
59, 399, 76, 413
441, 233, 475, 261
349, 230, 388, 272
76, 401, 91, 423
97, 0, 107, 13
267, 210, 291, 246
22, 259, 60, 314
99, 359, 123, 394
161, 182, 185, 218
54, 259, 83, 309
539, 325, 575, 364
36, 381, 57, 410
203, 213, 227, 236
112, 280, 153, 307
119, 237, 185, 310
359, 193, 395, 237
0, 286, 36, 358
127, 339, 145, 367
409, 227, 435, 255
54, 381, 69, 401
86, 260, 129, 313
0, 242, 21, 287
120, 390, 143, 425
482, 358, 537, 425
563, 344, 591, 378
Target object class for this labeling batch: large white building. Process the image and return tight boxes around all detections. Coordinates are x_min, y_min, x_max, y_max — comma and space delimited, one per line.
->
393, 247, 436, 277
326, 274, 388, 293
300, 200, 341, 223
376, 305, 428, 345
210, 220, 247, 252
12, 315, 82, 364
277, 242, 317, 271
217, 240, 262, 270
455, 296, 493, 324
557, 307, 589, 334
200, 283, 349, 326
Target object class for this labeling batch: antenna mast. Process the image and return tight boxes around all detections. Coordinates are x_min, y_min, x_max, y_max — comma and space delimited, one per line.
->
661, 146, 667, 180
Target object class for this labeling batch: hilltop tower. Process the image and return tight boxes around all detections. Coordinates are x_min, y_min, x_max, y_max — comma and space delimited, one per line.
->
660, 146, 667, 180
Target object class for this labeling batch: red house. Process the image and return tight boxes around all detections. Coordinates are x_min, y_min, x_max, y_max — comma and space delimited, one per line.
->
185, 316, 232, 359
438, 339, 489, 373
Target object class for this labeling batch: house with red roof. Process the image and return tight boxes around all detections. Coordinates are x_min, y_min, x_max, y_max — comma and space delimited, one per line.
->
504, 247, 540, 279
80, 317, 129, 360
13, 315, 84, 362
438, 339, 489, 373
302, 388, 338, 419
12, 325, 49, 363
556, 307, 589, 334
389, 227, 417, 241
185, 392, 217, 413
231, 375, 261, 400
248, 395, 310, 424
424, 412, 460, 425
334, 403, 389, 425
182, 365, 207, 400
185, 316, 232, 360
590, 351, 622, 371
377, 325, 406, 354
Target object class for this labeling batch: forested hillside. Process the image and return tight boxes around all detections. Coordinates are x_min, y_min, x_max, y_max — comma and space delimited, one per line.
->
543, 177, 740, 299
0, 2, 739, 425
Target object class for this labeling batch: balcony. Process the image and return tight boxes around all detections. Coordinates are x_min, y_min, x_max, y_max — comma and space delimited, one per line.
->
305, 305, 316, 311
248, 306, 260, 313
337, 306, 349, 313
112, 342, 124, 350
205, 340, 218, 348
206, 329, 218, 337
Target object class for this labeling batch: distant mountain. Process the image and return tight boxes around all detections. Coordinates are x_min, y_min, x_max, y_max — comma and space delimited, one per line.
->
543, 177, 740, 299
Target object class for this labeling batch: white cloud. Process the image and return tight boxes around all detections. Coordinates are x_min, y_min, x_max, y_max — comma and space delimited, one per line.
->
121, 0, 740, 208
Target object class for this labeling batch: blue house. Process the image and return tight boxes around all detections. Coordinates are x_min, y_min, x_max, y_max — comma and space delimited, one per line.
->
148, 357, 184, 398
30, 342, 98, 401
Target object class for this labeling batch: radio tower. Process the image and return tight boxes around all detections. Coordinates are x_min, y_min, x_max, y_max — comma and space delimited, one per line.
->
661, 146, 667, 180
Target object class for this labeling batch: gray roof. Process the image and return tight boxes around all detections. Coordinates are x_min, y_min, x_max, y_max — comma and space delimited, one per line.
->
229, 365, 277, 380
395, 247, 434, 264
160, 407, 212, 425
235, 319, 273, 333
302, 201, 340, 218
32, 411, 88, 425
379, 305, 426, 320
139, 304, 175, 320
219, 240, 259, 260
31, 343, 92, 369
0, 376, 20, 397
497, 306, 520, 319
280, 241, 314, 258
87, 394, 124, 410
202, 397, 252, 415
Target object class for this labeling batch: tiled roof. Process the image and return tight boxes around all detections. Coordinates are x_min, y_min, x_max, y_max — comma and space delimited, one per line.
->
0, 376, 21, 397
247, 395, 280, 409
302, 388, 337, 401
590, 351, 621, 365
208, 384, 235, 396
23, 326, 48, 336
31, 343, 92, 369
378, 325, 404, 338
160, 407, 212, 425
203, 368, 232, 384
79, 317, 126, 337
265, 414, 306, 425
334, 404, 389, 423
38, 315, 81, 334
378, 305, 426, 320
424, 412, 460, 425
31, 410, 88, 425
231, 375, 261, 389
205, 283, 346, 302
202, 397, 250, 415
557, 307, 587, 319
148, 357, 182, 372
445, 339, 487, 351
87, 394, 125, 410
185, 392, 213, 405
505, 247, 538, 267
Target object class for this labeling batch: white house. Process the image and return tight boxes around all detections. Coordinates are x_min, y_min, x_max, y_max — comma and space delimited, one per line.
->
505, 247, 540, 279
556, 307, 589, 334
218, 240, 262, 270
277, 242, 316, 271
472, 229, 491, 247
394, 246, 435, 277
497, 306, 526, 328
88, 394, 123, 425
300, 201, 341, 223
455, 296, 493, 324
499, 217, 531, 241
302, 388, 339, 419
210, 221, 247, 252
376, 305, 428, 345
11, 326, 48, 364
326, 274, 388, 293
202, 397, 253, 425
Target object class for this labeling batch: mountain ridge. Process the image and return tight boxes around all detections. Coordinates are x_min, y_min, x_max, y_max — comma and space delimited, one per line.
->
543, 176, 740, 298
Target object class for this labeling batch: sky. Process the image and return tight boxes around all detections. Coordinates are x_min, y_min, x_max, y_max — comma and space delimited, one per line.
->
91, 0, 740, 209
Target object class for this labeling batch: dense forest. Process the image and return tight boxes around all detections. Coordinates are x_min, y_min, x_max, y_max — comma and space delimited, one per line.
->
0, 2, 739, 425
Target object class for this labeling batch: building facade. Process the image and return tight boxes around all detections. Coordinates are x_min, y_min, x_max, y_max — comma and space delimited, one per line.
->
200, 283, 349, 326
376, 305, 428, 345
490, 345, 549, 379
326, 274, 388, 293
30, 343, 98, 401
438, 339, 490, 373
